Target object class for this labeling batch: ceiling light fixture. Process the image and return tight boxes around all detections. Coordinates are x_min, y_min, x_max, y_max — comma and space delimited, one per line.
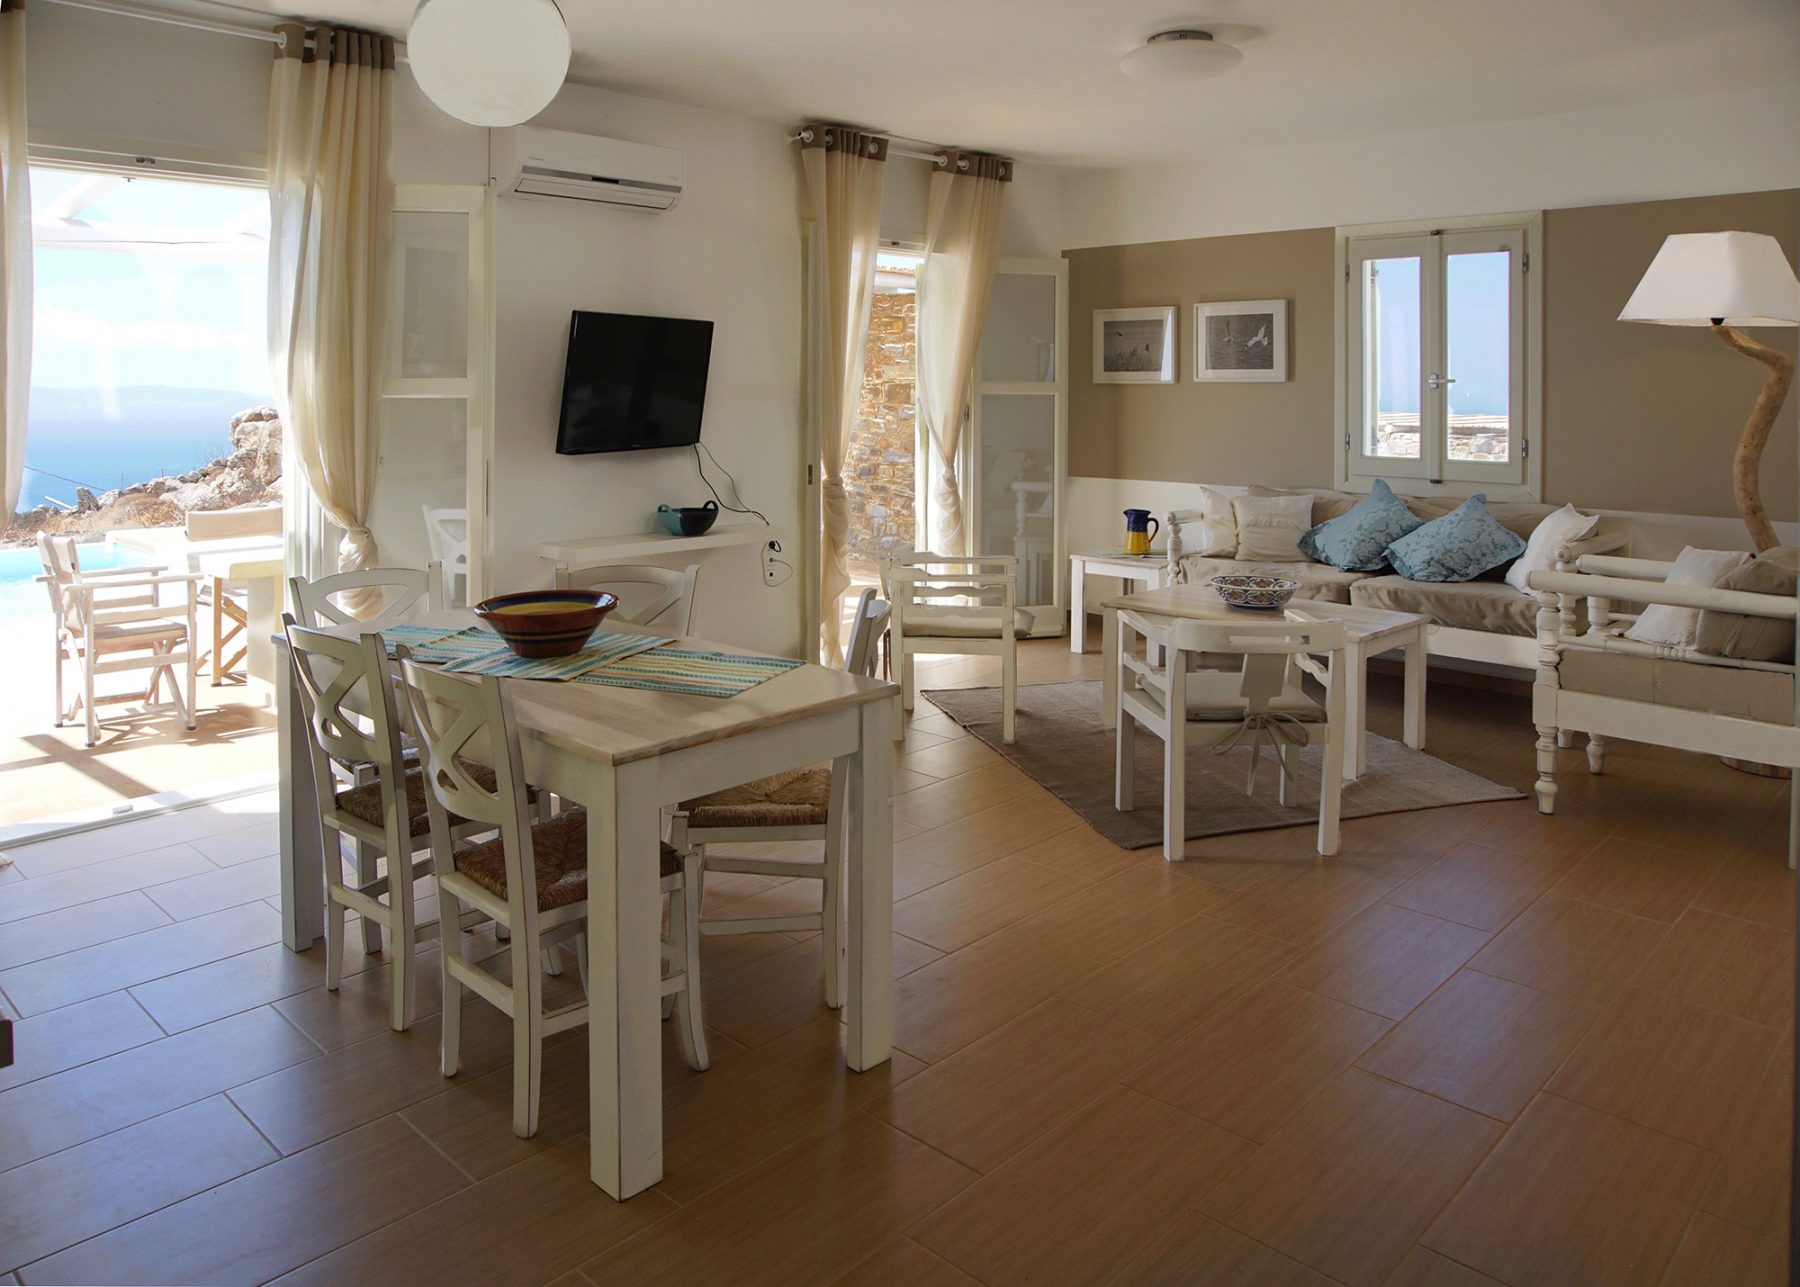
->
1118, 29, 1243, 80
407, 0, 571, 127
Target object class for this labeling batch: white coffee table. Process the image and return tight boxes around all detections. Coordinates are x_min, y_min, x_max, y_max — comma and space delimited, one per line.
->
1099, 583, 1432, 781
1069, 551, 1169, 654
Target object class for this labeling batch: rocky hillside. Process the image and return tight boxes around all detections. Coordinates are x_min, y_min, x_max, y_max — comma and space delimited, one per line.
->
5, 407, 282, 547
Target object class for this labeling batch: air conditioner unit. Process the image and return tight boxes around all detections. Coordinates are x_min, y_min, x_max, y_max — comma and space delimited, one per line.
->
493, 126, 685, 212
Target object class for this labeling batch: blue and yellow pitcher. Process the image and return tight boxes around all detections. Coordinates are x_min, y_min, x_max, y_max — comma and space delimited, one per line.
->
1123, 508, 1159, 555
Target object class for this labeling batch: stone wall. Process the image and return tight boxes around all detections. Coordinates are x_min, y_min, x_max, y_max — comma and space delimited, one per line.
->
845, 293, 917, 573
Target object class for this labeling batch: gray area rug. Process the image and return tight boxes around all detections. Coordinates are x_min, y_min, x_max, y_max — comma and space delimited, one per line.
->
922, 680, 1524, 849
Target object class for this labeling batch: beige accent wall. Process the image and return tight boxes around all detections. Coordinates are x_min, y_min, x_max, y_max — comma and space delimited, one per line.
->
1070, 189, 1800, 523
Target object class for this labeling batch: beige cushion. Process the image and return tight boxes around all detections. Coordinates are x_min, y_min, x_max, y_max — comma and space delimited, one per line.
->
1351, 575, 1550, 638
185, 505, 282, 541
1193, 484, 1293, 556
1626, 547, 1751, 647
1696, 547, 1798, 663
1178, 557, 1374, 605
903, 608, 1034, 638
1557, 648, 1794, 723
1232, 493, 1315, 562
1181, 670, 1325, 721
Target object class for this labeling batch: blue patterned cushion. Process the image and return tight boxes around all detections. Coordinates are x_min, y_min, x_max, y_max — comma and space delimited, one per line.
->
1384, 494, 1528, 583
1297, 480, 1423, 572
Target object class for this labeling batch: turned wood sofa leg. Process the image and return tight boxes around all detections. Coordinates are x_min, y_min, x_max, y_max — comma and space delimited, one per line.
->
1556, 729, 1574, 749
1534, 724, 1559, 815
1586, 734, 1608, 775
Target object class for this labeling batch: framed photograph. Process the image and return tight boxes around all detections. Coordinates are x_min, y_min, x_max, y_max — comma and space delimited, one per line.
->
1194, 299, 1288, 382
1093, 306, 1176, 384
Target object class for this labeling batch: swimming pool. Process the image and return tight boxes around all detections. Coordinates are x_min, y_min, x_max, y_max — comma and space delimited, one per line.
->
0, 540, 143, 620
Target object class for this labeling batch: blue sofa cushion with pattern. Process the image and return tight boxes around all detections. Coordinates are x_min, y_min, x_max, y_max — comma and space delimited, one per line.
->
1384, 494, 1528, 583
1297, 479, 1423, 571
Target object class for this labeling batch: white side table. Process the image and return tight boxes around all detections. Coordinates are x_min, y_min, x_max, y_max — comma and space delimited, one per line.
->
1069, 552, 1169, 653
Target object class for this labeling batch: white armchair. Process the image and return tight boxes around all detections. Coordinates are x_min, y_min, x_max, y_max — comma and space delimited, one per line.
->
884, 552, 1028, 743
1530, 552, 1799, 867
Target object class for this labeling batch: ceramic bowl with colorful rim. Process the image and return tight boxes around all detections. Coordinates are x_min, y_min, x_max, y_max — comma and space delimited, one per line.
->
473, 590, 619, 659
1209, 574, 1301, 610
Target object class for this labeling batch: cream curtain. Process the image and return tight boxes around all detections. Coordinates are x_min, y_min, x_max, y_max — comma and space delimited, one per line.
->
916, 152, 1011, 556
0, 0, 30, 526
801, 125, 887, 663
267, 23, 394, 611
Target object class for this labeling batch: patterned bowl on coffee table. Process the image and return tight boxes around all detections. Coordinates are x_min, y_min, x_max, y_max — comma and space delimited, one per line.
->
1210, 574, 1301, 610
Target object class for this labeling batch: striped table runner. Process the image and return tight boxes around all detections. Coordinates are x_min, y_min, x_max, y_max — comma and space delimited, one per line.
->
575, 646, 803, 698
439, 629, 672, 680
376, 623, 465, 658
392, 625, 507, 666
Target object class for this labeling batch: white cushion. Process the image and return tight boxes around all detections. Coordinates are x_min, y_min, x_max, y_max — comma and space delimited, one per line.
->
1232, 494, 1315, 562
1624, 546, 1750, 648
904, 608, 1034, 639
1181, 670, 1325, 721
1194, 486, 1240, 557
1504, 502, 1599, 594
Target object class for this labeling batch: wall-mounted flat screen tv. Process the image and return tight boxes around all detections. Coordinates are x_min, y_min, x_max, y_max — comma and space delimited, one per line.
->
555, 310, 714, 454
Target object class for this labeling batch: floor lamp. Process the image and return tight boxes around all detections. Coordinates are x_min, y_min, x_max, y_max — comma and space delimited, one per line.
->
1618, 230, 1800, 553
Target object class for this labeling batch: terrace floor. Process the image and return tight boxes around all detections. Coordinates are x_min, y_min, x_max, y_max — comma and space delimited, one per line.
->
0, 640, 1790, 1284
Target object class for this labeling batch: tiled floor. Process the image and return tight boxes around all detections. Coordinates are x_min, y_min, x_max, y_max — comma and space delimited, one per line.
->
0, 640, 1791, 1285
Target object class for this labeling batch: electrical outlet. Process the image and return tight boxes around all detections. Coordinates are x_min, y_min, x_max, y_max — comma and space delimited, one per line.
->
762, 539, 783, 585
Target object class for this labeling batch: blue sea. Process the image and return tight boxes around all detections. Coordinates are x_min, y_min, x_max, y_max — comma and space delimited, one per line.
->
17, 385, 267, 513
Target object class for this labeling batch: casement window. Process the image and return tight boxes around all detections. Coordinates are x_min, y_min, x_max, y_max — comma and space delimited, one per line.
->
1335, 213, 1542, 499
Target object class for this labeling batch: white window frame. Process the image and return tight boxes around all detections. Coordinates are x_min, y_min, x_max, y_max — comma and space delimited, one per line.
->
1333, 211, 1543, 501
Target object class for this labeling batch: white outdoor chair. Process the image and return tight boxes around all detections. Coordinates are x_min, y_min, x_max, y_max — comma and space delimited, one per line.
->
884, 551, 1027, 743
667, 588, 892, 1010
1114, 610, 1348, 860
37, 534, 203, 747
396, 654, 708, 1138
288, 562, 445, 632
554, 561, 700, 636
422, 506, 469, 605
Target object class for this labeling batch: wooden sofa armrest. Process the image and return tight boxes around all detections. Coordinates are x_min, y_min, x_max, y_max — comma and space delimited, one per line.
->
1530, 569, 1797, 620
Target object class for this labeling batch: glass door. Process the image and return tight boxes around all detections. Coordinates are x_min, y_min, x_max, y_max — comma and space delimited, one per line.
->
969, 256, 1068, 634
369, 186, 492, 605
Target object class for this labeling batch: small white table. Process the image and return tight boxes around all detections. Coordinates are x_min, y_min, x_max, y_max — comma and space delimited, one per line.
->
1099, 584, 1432, 780
1069, 552, 1169, 654
112, 531, 284, 683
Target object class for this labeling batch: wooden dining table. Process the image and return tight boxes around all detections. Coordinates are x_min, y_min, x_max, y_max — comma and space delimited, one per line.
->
274, 611, 896, 1199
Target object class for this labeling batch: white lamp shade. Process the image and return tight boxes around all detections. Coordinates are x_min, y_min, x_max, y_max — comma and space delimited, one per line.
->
1118, 32, 1243, 80
408, 0, 571, 128
1618, 231, 1800, 327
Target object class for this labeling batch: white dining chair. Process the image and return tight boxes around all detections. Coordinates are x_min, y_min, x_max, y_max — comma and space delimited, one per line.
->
883, 551, 1028, 742
1114, 610, 1348, 860
554, 561, 701, 636
288, 562, 445, 632
421, 507, 469, 605
396, 654, 708, 1138
667, 588, 891, 1009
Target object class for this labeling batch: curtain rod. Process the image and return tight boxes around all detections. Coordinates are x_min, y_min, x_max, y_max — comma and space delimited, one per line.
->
789, 127, 949, 169
41, 0, 410, 58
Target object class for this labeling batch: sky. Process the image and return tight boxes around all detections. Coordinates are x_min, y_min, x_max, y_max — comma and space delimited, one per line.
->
1371, 250, 1511, 417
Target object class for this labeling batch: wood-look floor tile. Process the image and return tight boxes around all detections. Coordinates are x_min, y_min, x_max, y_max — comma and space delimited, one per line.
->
1323, 804, 1485, 879
595, 1111, 975, 1286
1107, 1215, 1338, 1286
1692, 850, 1796, 931
0, 842, 214, 925
1356, 969, 1599, 1122
1201, 1069, 1501, 1287
892, 763, 1039, 831
1466, 896, 1667, 1004
0, 992, 163, 1093
899, 736, 1006, 781
1385, 840, 1572, 932
0, 1006, 316, 1173
1008, 823, 1149, 881
1281, 901, 1489, 1020
892, 921, 1102, 1062
0, 900, 279, 1015
0, 891, 171, 972
893, 854, 1091, 953
998, 861, 1235, 966
896, 796, 1082, 876
696, 935, 834, 1047
913, 1087, 1252, 1287
271, 946, 448, 1050
1379, 1248, 1503, 1285
874, 996, 1163, 1172
5, 801, 278, 878
190, 818, 280, 866
1422, 1092, 1714, 1287
142, 855, 279, 920
829, 1238, 982, 1286
1631, 906, 1793, 1029
1061, 914, 1299, 1038
1703, 1041, 1793, 1238
1453, 797, 1613, 864
22, 1115, 467, 1286
0, 1096, 276, 1267
1126, 982, 1390, 1143
272, 1134, 674, 1287
1548, 836, 1721, 924
129, 940, 375, 1034
1546, 989, 1777, 1149
1207, 859, 1402, 948
1660, 1211, 1786, 1287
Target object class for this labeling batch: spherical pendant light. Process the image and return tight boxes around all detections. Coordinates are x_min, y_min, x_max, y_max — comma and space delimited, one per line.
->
408, 0, 571, 127
1118, 29, 1243, 80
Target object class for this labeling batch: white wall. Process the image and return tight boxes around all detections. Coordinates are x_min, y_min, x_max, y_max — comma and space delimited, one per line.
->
1062, 81, 1800, 249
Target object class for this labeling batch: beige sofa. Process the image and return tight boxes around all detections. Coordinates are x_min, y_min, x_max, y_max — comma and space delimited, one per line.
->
1164, 488, 1633, 670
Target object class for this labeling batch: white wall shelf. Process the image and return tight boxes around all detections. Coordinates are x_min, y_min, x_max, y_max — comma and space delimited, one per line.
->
538, 524, 771, 572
